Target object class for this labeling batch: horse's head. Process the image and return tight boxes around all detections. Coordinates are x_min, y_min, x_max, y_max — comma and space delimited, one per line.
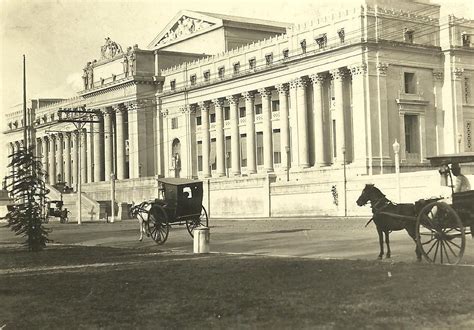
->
356, 184, 384, 206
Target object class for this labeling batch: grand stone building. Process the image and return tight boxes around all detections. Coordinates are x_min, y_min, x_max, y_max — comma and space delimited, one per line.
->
3, 0, 474, 218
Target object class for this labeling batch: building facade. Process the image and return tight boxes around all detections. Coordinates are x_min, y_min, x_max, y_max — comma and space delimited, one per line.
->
3, 1, 474, 216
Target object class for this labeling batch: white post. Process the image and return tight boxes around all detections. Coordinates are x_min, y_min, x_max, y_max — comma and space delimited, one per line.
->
393, 139, 401, 203
77, 131, 82, 225
110, 173, 115, 223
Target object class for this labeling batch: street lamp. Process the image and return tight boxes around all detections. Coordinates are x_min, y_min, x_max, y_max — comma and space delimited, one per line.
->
457, 134, 463, 153
393, 139, 401, 203
285, 146, 290, 182
342, 147, 347, 217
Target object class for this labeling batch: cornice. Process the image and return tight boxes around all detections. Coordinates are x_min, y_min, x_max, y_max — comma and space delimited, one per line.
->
79, 76, 161, 98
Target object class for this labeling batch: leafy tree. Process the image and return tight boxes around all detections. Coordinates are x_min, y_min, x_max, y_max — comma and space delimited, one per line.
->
4, 145, 50, 251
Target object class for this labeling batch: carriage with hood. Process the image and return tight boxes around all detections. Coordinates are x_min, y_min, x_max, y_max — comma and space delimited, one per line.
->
357, 152, 474, 265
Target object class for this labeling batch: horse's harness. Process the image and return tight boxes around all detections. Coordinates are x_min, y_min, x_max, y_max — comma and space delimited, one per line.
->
364, 196, 394, 227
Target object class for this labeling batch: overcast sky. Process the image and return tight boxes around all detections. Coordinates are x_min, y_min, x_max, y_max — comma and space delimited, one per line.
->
0, 0, 473, 179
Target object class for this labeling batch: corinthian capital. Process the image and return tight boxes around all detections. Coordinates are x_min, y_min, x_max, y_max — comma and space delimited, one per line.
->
309, 73, 327, 85
290, 77, 307, 89
258, 87, 272, 99
330, 68, 348, 80
126, 101, 138, 111
242, 91, 255, 101
198, 101, 211, 112
376, 62, 389, 76
212, 98, 224, 108
226, 95, 240, 105
453, 67, 464, 79
275, 83, 289, 95
349, 64, 367, 76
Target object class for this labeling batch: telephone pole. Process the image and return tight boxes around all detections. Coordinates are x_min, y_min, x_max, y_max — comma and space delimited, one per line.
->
58, 107, 102, 224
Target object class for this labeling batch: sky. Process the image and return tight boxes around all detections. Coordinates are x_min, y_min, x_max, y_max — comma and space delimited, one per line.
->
0, 0, 473, 179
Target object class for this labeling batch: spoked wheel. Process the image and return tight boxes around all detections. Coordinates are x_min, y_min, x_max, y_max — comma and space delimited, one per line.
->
147, 205, 169, 245
186, 206, 208, 238
416, 201, 465, 265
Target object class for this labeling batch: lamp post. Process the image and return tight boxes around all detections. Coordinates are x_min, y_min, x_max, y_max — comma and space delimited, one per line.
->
110, 172, 115, 223
393, 139, 401, 203
285, 146, 290, 182
342, 147, 347, 217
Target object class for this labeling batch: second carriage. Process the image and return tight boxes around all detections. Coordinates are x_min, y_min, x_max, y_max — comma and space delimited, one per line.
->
133, 178, 209, 244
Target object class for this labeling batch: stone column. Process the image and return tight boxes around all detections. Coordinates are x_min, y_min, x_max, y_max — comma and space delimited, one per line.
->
276, 84, 290, 170
41, 137, 48, 176
349, 64, 368, 168
64, 133, 71, 185
295, 77, 310, 168
114, 104, 127, 180
243, 91, 256, 174
87, 122, 94, 183
331, 68, 347, 165
94, 113, 104, 182
49, 135, 56, 185
433, 70, 444, 154
104, 108, 114, 180
310, 74, 327, 167
199, 101, 211, 178
81, 129, 87, 184
56, 133, 64, 183
289, 80, 298, 167
213, 98, 226, 177
127, 102, 148, 178
376, 62, 390, 171
259, 87, 274, 172
72, 131, 78, 188
227, 95, 241, 175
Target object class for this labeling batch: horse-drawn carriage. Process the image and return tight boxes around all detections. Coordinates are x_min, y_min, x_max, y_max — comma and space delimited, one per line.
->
357, 152, 474, 265
131, 178, 209, 244
46, 200, 69, 223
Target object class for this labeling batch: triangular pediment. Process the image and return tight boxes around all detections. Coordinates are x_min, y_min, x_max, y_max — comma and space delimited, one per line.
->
148, 10, 222, 50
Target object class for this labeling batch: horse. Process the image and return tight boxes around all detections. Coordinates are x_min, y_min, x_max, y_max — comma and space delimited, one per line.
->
356, 184, 422, 261
129, 201, 152, 241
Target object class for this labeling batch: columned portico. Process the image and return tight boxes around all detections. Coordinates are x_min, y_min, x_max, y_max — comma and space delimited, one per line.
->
213, 98, 226, 177
227, 95, 241, 175
199, 101, 211, 178
292, 77, 310, 168
243, 91, 256, 174
350, 64, 369, 169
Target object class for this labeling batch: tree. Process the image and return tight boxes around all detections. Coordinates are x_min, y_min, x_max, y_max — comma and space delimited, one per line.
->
4, 145, 50, 251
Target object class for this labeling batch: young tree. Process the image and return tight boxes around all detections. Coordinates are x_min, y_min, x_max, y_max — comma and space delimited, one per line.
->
5, 145, 50, 251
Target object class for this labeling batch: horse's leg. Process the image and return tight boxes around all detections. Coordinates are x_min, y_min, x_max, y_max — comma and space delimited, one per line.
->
385, 231, 391, 258
377, 225, 384, 260
406, 227, 422, 262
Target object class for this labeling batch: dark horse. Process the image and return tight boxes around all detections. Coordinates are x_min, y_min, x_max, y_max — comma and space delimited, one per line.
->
356, 184, 422, 261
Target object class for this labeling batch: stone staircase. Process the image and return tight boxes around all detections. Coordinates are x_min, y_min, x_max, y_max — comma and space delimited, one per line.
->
45, 184, 101, 222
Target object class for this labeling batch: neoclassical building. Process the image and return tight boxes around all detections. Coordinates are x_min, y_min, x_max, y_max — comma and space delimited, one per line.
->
3, 0, 474, 218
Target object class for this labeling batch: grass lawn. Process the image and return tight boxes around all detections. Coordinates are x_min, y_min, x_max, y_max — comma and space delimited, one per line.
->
0, 245, 473, 329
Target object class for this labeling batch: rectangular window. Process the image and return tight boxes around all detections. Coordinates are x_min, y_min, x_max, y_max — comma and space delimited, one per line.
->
249, 58, 256, 70
197, 141, 203, 172
272, 100, 280, 112
225, 136, 231, 171
404, 72, 416, 94
210, 113, 216, 123
203, 70, 210, 82
282, 49, 289, 59
196, 116, 202, 126
218, 66, 225, 79
239, 107, 246, 118
224, 107, 230, 121
273, 129, 281, 164
233, 62, 240, 75
265, 53, 273, 66
462, 33, 472, 47
210, 138, 216, 170
256, 132, 264, 165
171, 117, 178, 129
315, 34, 327, 49
190, 74, 197, 86
300, 39, 307, 54
255, 104, 262, 115
240, 134, 247, 167
405, 114, 419, 154
170, 79, 176, 91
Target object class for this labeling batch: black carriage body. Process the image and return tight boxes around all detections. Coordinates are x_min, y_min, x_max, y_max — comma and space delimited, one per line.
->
157, 178, 204, 223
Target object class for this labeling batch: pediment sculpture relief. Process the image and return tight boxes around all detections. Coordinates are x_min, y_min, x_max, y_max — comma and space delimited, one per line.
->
159, 16, 213, 45
101, 37, 123, 59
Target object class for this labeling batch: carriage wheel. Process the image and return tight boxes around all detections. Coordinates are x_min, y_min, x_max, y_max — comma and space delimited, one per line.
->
416, 201, 465, 265
147, 205, 169, 245
186, 206, 208, 238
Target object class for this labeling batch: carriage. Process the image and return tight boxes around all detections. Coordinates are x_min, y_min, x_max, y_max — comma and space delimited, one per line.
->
357, 152, 474, 265
46, 200, 69, 223
414, 152, 474, 264
131, 178, 209, 244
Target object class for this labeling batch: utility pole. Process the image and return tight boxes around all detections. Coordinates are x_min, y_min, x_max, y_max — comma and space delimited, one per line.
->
23, 55, 28, 150
58, 107, 102, 224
